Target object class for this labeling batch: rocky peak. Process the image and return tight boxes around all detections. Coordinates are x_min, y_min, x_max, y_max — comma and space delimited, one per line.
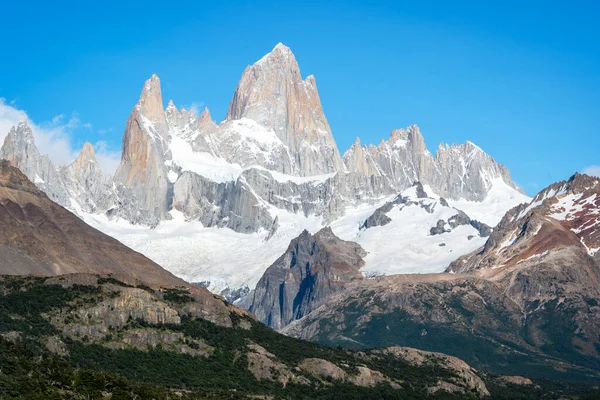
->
113, 75, 171, 224
226, 43, 343, 176
0, 122, 54, 191
2, 122, 39, 160
166, 99, 177, 112
75, 142, 96, 163
137, 74, 166, 124
68, 142, 102, 180
533, 172, 599, 204
342, 137, 380, 176
197, 107, 217, 133
251, 227, 366, 329
6, 121, 35, 143
388, 124, 425, 150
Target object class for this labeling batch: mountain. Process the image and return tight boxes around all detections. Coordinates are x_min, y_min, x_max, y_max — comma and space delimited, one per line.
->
448, 172, 600, 273
0, 43, 528, 297
0, 164, 595, 398
251, 227, 366, 330
226, 42, 344, 176
280, 174, 600, 381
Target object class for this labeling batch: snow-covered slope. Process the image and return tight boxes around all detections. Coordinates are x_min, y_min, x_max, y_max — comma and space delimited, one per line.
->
78, 179, 529, 300
330, 183, 529, 277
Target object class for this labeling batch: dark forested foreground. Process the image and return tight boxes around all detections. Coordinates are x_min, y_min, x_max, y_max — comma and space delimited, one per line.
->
0, 275, 599, 399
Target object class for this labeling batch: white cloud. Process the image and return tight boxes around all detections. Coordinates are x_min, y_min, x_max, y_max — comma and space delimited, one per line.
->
98, 128, 113, 135
0, 98, 120, 174
583, 165, 600, 177
92, 140, 121, 175
187, 101, 204, 116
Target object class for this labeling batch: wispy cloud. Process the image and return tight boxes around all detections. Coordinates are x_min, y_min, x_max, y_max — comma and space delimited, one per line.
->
187, 101, 204, 116
93, 140, 121, 174
0, 99, 120, 174
98, 128, 113, 135
582, 165, 600, 177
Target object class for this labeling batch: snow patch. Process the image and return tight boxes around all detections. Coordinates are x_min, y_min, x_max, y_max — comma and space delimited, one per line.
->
549, 193, 584, 221
450, 178, 531, 226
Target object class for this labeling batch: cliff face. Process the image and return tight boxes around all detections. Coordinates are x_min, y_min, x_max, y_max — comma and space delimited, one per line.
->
251, 227, 366, 330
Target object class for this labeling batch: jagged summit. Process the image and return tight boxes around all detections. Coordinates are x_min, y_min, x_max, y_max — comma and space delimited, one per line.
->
136, 73, 165, 123
69, 142, 98, 171
226, 43, 344, 176
256, 42, 294, 64
166, 99, 177, 112
79, 142, 96, 159
5, 121, 35, 144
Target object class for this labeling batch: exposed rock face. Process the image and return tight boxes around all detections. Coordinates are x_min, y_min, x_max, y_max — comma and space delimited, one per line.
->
251, 227, 366, 329
360, 209, 392, 229
430, 219, 449, 235
373, 347, 490, 397
246, 343, 304, 386
227, 43, 343, 176
114, 74, 171, 224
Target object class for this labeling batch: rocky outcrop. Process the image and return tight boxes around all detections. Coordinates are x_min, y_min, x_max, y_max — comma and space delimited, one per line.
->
251, 227, 366, 329
360, 209, 392, 229
373, 347, 489, 396
246, 343, 304, 386
430, 219, 449, 235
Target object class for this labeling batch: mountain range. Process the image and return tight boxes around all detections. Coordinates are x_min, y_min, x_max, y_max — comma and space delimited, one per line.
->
0, 43, 528, 299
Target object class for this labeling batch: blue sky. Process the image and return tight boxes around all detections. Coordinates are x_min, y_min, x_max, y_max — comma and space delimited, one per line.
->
1, 0, 599, 194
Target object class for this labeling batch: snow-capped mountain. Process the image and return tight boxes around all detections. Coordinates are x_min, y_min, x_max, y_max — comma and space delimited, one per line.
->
448, 172, 600, 275
0, 43, 529, 298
